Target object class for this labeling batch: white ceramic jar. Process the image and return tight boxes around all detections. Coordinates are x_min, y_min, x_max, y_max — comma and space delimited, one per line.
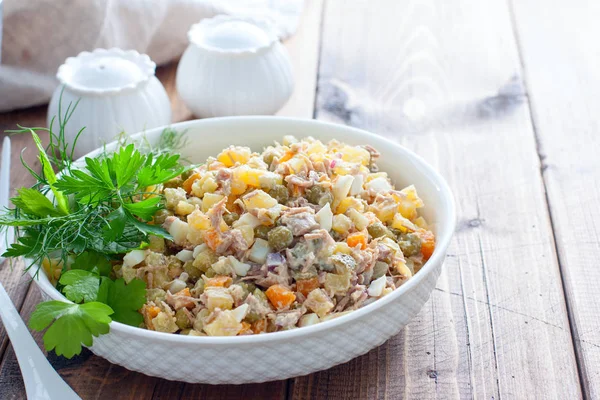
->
176, 16, 294, 117
47, 48, 171, 158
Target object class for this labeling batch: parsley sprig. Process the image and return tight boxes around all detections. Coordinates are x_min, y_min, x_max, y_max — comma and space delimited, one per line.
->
1, 98, 192, 358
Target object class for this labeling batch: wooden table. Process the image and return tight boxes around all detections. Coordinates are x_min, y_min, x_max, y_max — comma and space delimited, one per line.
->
0, 1, 598, 398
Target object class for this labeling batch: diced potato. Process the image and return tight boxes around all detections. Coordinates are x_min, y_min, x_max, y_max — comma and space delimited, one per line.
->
211, 257, 233, 275
167, 218, 189, 245
217, 146, 252, 167
164, 188, 187, 210
298, 313, 320, 327
332, 214, 352, 234
315, 202, 333, 231
237, 224, 255, 247
188, 209, 211, 230
304, 289, 334, 318
151, 311, 179, 333
230, 177, 248, 195
287, 156, 309, 174
332, 242, 351, 254
336, 197, 364, 214
365, 176, 392, 193
413, 216, 429, 229
258, 171, 283, 189
205, 287, 234, 311
248, 238, 270, 263
202, 193, 225, 213
121, 265, 137, 284
339, 145, 370, 165
395, 260, 413, 278
203, 310, 243, 336
391, 213, 417, 233
232, 213, 261, 229
242, 190, 278, 210
175, 200, 195, 216
347, 208, 369, 230
324, 273, 351, 296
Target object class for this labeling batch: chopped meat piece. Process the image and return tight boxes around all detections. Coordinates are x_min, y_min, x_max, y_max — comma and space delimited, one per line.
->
280, 207, 319, 236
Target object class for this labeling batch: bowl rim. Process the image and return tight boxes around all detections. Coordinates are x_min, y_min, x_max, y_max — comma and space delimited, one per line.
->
31, 116, 456, 345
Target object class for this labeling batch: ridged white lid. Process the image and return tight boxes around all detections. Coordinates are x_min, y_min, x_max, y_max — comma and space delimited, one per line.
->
187, 15, 278, 55
56, 48, 156, 95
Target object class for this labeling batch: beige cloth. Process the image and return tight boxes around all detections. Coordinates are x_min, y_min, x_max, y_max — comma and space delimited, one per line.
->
0, 0, 304, 111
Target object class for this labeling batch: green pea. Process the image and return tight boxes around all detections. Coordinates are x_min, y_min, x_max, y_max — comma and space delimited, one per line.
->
254, 225, 271, 240
223, 212, 240, 226
306, 185, 325, 205
268, 226, 293, 251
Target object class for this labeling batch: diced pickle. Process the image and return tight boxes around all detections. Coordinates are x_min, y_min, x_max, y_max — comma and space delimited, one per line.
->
163, 177, 184, 188
372, 261, 389, 279
398, 233, 422, 257
367, 222, 393, 239
269, 184, 290, 204
175, 309, 191, 330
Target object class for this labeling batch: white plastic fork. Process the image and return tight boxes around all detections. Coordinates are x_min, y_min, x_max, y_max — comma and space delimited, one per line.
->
0, 136, 81, 400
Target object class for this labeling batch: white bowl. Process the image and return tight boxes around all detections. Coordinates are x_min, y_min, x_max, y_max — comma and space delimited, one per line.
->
30, 117, 456, 384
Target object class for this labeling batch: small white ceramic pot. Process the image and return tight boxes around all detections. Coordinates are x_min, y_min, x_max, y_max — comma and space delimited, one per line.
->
47, 48, 171, 158
176, 16, 294, 117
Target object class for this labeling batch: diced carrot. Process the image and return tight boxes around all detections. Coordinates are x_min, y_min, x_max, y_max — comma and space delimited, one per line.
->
203, 229, 221, 251
175, 287, 191, 297
347, 231, 367, 250
418, 229, 436, 260
147, 306, 160, 319
265, 284, 296, 310
251, 319, 267, 334
182, 172, 201, 193
206, 276, 233, 288
296, 277, 320, 297
239, 321, 253, 335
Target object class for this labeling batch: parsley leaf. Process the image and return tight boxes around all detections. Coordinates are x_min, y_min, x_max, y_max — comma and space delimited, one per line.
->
59, 270, 100, 303
10, 188, 64, 218
29, 301, 113, 359
123, 197, 162, 221
71, 251, 112, 277
103, 278, 146, 326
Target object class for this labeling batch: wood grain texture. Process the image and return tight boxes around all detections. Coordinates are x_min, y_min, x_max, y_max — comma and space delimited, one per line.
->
509, 1, 600, 398
290, 0, 581, 399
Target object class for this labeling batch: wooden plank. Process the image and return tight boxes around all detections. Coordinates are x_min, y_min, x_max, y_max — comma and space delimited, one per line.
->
290, 0, 582, 399
509, 1, 600, 397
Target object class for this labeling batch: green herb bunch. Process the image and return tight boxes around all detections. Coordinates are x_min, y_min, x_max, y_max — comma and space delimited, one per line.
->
0, 101, 191, 358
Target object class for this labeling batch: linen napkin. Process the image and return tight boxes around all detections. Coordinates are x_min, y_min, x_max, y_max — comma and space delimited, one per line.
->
0, 0, 304, 112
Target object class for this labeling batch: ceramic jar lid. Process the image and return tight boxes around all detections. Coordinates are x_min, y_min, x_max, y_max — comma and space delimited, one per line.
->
56, 48, 156, 95
187, 15, 279, 54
